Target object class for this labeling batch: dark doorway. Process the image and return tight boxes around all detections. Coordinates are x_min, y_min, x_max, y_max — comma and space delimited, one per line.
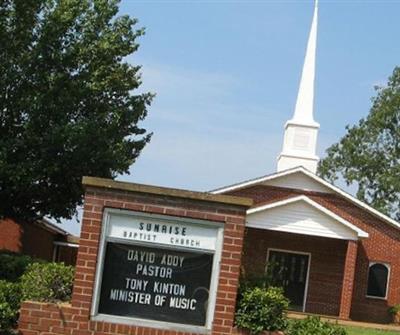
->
267, 249, 310, 311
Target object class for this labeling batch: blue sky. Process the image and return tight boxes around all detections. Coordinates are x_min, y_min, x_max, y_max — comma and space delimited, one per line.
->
62, 0, 400, 235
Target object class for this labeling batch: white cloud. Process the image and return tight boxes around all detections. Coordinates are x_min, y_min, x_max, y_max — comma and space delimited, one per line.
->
123, 128, 281, 191
119, 62, 283, 190
140, 63, 238, 101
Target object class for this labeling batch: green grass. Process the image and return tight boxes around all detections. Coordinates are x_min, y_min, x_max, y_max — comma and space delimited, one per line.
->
344, 326, 400, 335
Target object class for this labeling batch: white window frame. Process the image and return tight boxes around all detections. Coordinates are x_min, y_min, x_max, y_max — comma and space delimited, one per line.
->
366, 262, 390, 300
265, 248, 312, 313
90, 208, 224, 334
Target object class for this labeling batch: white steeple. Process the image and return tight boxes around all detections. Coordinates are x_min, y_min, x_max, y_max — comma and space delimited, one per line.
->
277, 0, 320, 174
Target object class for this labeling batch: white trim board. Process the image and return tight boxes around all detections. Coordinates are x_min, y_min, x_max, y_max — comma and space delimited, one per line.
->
53, 241, 79, 248
211, 166, 400, 230
247, 195, 368, 240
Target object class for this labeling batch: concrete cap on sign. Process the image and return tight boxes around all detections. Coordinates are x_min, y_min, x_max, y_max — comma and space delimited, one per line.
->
82, 176, 253, 208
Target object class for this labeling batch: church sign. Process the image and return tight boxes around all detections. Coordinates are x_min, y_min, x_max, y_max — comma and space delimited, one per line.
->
91, 208, 223, 331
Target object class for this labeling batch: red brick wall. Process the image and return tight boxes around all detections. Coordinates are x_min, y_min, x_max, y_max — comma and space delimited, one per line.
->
18, 302, 254, 335
18, 186, 248, 335
0, 218, 22, 252
0, 218, 56, 260
229, 185, 400, 323
242, 228, 347, 316
312, 194, 400, 323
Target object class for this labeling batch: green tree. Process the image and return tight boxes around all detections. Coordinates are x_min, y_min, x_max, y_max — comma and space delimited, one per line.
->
0, 0, 152, 221
318, 67, 400, 220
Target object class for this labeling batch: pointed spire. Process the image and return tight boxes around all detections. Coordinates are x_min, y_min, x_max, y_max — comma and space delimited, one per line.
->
277, 0, 320, 173
291, 0, 319, 126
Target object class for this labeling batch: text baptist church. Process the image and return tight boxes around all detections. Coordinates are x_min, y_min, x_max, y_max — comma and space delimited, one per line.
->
122, 221, 202, 247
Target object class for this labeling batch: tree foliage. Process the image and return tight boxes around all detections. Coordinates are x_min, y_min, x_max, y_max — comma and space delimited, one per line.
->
0, 0, 152, 220
318, 67, 400, 220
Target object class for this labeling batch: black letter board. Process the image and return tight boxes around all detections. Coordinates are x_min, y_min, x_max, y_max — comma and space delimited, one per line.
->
98, 242, 214, 326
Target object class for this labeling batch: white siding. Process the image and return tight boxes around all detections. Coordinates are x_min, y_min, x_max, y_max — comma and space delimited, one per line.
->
247, 201, 358, 240
262, 172, 333, 193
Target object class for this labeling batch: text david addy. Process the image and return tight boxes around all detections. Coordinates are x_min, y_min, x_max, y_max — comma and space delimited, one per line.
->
107, 249, 198, 311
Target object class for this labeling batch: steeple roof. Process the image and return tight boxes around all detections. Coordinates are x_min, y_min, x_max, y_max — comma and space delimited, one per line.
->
277, 0, 320, 173
290, 0, 319, 127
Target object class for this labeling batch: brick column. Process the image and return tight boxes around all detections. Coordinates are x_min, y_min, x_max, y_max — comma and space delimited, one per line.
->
339, 240, 358, 319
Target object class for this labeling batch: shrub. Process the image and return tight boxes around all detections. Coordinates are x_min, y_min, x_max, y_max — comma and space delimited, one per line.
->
0, 280, 22, 332
21, 262, 74, 302
287, 317, 347, 335
389, 304, 400, 315
0, 251, 35, 282
389, 304, 400, 324
235, 286, 289, 334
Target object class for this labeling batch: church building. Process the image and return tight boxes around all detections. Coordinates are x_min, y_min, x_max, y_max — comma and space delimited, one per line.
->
212, 0, 400, 324
15, 2, 400, 335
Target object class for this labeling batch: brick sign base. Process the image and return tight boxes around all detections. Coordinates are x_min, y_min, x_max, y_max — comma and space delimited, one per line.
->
18, 177, 252, 335
19, 302, 284, 335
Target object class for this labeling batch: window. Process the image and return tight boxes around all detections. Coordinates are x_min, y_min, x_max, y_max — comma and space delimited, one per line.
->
367, 263, 390, 299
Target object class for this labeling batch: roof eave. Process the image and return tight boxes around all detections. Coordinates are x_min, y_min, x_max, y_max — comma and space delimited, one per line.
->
212, 166, 399, 230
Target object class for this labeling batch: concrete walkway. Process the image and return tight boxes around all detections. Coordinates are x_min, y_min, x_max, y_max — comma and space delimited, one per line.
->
287, 311, 400, 332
